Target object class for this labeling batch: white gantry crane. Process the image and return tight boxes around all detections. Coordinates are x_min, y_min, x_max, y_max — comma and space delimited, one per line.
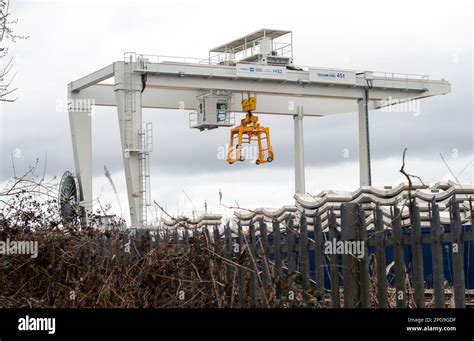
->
67, 29, 451, 228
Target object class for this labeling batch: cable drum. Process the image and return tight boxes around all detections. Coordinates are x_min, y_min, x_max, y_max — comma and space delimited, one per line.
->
58, 171, 79, 221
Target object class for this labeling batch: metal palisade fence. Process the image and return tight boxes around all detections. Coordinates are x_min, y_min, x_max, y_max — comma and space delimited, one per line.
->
104, 195, 473, 308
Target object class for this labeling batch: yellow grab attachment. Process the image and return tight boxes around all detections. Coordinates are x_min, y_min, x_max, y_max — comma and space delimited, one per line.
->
227, 97, 274, 165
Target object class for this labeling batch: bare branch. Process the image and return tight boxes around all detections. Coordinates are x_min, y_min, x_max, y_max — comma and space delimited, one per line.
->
399, 148, 425, 207
0, 0, 28, 101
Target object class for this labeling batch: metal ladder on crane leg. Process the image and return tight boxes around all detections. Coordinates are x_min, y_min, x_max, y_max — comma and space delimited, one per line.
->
124, 54, 135, 150
138, 123, 152, 226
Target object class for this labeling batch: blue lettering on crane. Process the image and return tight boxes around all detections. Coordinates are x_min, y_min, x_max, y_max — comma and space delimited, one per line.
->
317, 72, 346, 79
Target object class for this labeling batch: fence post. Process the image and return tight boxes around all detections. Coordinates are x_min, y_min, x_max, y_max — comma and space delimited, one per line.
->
156, 225, 161, 245
430, 198, 445, 308
174, 227, 179, 251
249, 222, 258, 307
300, 212, 310, 304
184, 226, 190, 252
313, 210, 325, 306
224, 222, 234, 305
203, 226, 211, 248
237, 222, 246, 307
340, 203, 360, 308
287, 216, 296, 300
259, 218, 271, 296
328, 209, 340, 308
273, 218, 283, 305
410, 200, 425, 308
357, 205, 370, 308
450, 197, 466, 308
470, 197, 473, 225
392, 205, 407, 308
470, 197, 473, 226
374, 204, 388, 308
214, 224, 221, 254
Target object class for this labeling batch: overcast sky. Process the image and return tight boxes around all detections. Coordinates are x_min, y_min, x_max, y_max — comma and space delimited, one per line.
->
1, 0, 472, 223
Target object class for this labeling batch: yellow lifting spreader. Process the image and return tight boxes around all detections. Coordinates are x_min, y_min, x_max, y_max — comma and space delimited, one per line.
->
227, 96, 274, 165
